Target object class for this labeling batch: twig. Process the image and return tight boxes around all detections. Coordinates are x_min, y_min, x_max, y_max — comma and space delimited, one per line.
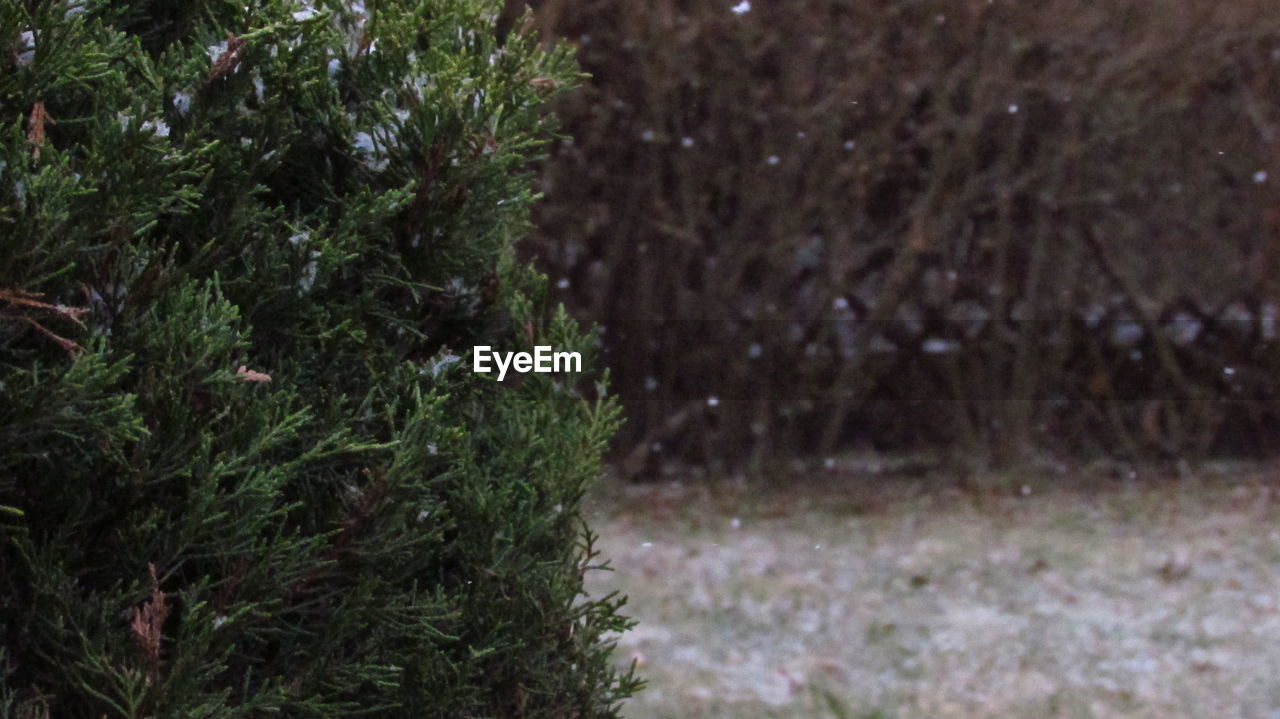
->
26, 102, 50, 160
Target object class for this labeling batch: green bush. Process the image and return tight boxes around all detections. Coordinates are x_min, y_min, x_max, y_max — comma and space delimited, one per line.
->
0, 1, 637, 716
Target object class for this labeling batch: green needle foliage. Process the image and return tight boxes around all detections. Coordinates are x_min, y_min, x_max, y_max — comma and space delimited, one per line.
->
0, 1, 638, 716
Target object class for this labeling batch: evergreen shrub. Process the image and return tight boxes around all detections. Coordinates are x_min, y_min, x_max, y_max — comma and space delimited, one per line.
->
0, 1, 637, 716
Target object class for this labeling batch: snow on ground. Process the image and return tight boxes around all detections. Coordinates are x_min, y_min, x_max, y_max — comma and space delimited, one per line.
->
585, 469, 1280, 718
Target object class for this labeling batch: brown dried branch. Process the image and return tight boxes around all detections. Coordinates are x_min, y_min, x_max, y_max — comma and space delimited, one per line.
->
236, 365, 271, 382
0, 285, 88, 353
26, 102, 50, 160
130, 563, 170, 684
206, 35, 246, 84
0, 288, 89, 327
9, 316, 82, 355
0, 288, 90, 356
357, 32, 373, 56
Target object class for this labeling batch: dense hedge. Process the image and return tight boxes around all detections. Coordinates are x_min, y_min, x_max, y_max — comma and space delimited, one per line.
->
0, 1, 637, 716
527, 0, 1280, 471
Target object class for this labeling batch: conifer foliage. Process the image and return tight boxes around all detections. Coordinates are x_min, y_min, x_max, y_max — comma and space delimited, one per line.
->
0, 1, 637, 716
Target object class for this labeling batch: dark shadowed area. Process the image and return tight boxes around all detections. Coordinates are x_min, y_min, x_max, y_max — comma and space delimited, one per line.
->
525, 0, 1280, 471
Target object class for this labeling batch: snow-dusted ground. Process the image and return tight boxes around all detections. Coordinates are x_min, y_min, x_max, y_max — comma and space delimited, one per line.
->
585, 470, 1280, 718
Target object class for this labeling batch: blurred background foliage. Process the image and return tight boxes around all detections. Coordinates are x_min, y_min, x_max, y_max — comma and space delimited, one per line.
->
520, 0, 1280, 475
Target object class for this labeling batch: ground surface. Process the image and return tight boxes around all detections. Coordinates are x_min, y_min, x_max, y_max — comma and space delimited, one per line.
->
584, 464, 1280, 718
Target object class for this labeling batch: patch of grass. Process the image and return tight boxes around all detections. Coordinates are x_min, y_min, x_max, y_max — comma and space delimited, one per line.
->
804, 685, 897, 719
587, 468, 1280, 718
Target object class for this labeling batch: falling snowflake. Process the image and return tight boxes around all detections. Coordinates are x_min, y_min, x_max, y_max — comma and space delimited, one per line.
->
299, 250, 320, 292
922, 338, 958, 354
17, 30, 35, 66
206, 40, 228, 62
730, 1, 751, 14
428, 352, 461, 378
140, 119, 170, 137
352, 129, 393, 172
